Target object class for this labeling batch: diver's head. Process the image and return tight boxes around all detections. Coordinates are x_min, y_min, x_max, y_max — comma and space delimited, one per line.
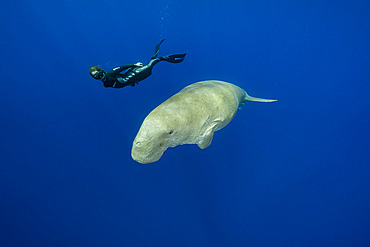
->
89, 66, 106, 80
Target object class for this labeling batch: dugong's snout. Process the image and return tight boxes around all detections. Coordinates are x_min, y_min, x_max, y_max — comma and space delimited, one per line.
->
132, 141, 157, 164
131, 133, 168, 164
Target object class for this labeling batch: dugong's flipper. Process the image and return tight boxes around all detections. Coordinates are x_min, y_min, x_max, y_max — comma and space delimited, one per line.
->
131, 80, 276, 164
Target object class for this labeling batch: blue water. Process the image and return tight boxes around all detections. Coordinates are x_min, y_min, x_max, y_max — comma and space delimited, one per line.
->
1, 1, 369, 246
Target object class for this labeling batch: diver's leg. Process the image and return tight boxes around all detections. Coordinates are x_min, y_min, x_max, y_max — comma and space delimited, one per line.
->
147, 58, 162, 67
151, 39, 165, 59
132, 59, 159, 80
160, 52, 187, 63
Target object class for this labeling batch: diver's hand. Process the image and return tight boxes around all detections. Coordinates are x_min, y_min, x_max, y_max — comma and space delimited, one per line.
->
135, 62, 143, 66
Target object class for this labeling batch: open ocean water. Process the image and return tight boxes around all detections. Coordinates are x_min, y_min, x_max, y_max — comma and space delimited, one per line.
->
0, 0, 369, 246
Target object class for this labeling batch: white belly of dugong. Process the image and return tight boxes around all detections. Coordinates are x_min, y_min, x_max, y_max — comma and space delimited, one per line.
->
131, 80, 277, 164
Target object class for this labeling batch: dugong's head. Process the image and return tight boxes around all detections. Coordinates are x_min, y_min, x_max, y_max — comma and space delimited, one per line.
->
131, 116, 184, 164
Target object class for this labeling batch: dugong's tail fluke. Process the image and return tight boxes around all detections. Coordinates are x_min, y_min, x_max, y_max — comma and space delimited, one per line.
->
242, 90, 278, 103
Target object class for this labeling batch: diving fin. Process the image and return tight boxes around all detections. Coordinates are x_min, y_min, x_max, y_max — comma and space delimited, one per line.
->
151, 39, 165, 59
161, 53, 187, 63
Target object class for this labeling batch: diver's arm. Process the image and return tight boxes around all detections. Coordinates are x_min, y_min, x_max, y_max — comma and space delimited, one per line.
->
109, 64, 138, 74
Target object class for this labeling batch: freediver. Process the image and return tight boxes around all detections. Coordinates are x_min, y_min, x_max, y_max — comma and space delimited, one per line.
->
89, 39, 186, 88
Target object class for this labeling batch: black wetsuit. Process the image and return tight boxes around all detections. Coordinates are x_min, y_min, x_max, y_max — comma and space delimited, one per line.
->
102, 41, 186, 88
102, 59, 160, 88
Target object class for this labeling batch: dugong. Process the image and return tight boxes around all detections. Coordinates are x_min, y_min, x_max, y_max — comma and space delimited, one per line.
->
131, 80, 277, 164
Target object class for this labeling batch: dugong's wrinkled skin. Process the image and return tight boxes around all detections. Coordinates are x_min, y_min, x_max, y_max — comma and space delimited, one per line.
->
131, 80, 276, 164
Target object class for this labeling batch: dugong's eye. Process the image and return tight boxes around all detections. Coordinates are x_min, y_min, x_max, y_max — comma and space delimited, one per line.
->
168, 130, 174, 135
